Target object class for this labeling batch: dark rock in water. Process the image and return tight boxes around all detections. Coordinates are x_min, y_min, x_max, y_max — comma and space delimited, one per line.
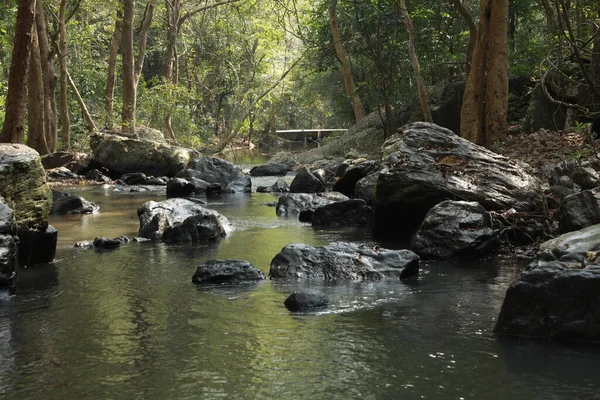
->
374, 122, 545, 238
0, 235, 18, 288
17, 225, 57, 266
146, 176, 168, 185
51, 190, 100, 215
192, 259, 265, 284
411, 200, 499, 259
289, 167, 326, 193
167, 177, 195, 198
495, 224, 600, 342
276, 192, 349, 217
298, 209, 314, 223
93, 236, 122, 250
177, 156, 251, 193
250, 163, 291, 177
333, 160, 380, 197
120, 172, 148, 185
256, 179, 290, 193
558, 189, 600, 233
312, 199, 373, 227
138, 198, 230, 242
354, 172, 378, 205
90, 132, 199, 178
284, 290, 329, 311
85, 169, 111, 183
46, 167, 80, 181
74, 241, 94, 249
270, 242, 420, 280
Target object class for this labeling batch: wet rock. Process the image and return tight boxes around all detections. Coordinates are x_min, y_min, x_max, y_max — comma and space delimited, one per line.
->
138, 198, 230, 242
268, 152, 297, 169
0, 235, 17, 288
276, 192, 349, 217
167, 177, 195, 198
311, 199, 373, 227
256, 179, 290, 193
192, 260, 265, 284
411, 201, 500, 259
249, 163, 291, 176
289, 167, 326, 193
90, 132, 198, 178
0, 199, 16, 235
495, 224, 600, 341
120, 172, 149, 185
176, 156, 251, 193
17, 225, 57, 266
374, 122, 545, 238
41, 151, 77, 170
354, 172, 378, 205
332, 160, 380, 197
558, 189, 600, 233
269, 242, 420, 280
93, 236, 122, 250
550, 160, 599, 190
284, 290, 329, 311
85, 169, 111, 183
46, 167, 80, 181
146, 176, 168, 185
51, 190, 100, 215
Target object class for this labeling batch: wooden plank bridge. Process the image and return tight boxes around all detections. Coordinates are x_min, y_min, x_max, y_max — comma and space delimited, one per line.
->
275, 129, 347, 143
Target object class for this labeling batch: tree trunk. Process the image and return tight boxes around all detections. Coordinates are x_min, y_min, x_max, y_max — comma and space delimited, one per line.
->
0, 0, 36, 144
59, 0, 71, 151
105, 9, 123, 130
460, 0, 509, 147
452, 0, 478, 75
122, 0, 136, 134
36, 0, 58, 152
134, 0, 158, 88
67, 71, 98, 132
27, 22, 50, 155
398, 0, 432, 122
329, 0, 365, 122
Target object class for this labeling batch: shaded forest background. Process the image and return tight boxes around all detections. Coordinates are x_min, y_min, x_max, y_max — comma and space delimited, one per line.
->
0, 0, 599, 153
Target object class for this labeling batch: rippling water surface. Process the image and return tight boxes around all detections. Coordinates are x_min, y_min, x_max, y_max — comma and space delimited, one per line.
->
1, 179, 600, 400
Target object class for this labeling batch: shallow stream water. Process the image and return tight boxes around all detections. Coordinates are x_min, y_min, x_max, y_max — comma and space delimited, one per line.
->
1, 175, 600, 399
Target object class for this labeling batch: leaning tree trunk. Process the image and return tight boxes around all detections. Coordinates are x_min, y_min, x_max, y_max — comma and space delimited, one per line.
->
329, 0, 365, 122
460, 0, 509, 148
398, 0, 432, 122
0, 0, 36, 144
27, 23, 50, 155
122, 0, 136, 134
59, 0, 71, 151
105, 9, 123, 130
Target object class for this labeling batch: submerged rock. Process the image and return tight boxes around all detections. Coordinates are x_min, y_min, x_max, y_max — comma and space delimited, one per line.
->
276, 192, 349, 217
269, 242, 420, 280
192, 260, 265, 284
411, 201, 499, 259
284, 290, 329, 311
51, 190, 100, 215
374, 122, 545, 238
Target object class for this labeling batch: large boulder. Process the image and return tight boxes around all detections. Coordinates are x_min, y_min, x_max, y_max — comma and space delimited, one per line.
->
176, 156, 251, 193
249, 163, 291, 177
495, 224, 600, 341
558, 189, 600, 233
192, 260, 265, 284
332, 160, 380, 197
374, 122, 545, 238
354, 172, 378, 205
51, 190, 100, 215
0, 144, 56, 266
411, 200, 500, 259
276, 192, 349, 217
0, 199, 17, 287
311, 199, 373, 227
138, 198, 230, 242
90, 132, 199, 178
269, 242, 420, 280
289, 167, 326, 193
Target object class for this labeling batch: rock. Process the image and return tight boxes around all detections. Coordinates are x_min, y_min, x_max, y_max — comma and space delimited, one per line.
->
523, 83, 568, 133
17, 225, 57, 266
495, 225, 600, 341
0, 199, 16, 235
298, 209, 314, 223
191, 260, 265, 284
138, 198, 230, 242
268, 152, 297, 169
550, 160, 599, 190
256, 179, 290, 193
289, 167, 326, 193
146, 176, 168, 185
167, 177, 195, 198
176, 156, 251, 193
374, 122, 545, 238
354, 172, 378, 205
51, 190, 100, 215
284, 290, 329, 311
90, 132, 199, 178
332, 160, 380, 197
0, 235, 17, 287
85, 169, 111, 183
41, 151, 77, 169
46, 167, 80, 181
311, 199, 373, 227
276, 192, 349, 217
249, 163, 291, 176
558, 189, 600, 233
411, 201, 500, 259
120, 172, 149, 185
93, 236, 122, 250
269, 242, 420, 280
430, 81, 465, 134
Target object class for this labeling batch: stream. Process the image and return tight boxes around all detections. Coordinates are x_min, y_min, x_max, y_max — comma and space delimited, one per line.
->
1, 171, 600, 399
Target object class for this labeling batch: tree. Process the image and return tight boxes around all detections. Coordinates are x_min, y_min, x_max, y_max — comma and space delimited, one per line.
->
121, 0, 136, 134
460, 0, 509, 147
27, 19, 50, 154
59, 0, 71, 150
105, 8, 123, 129
0, 0, 36, 144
